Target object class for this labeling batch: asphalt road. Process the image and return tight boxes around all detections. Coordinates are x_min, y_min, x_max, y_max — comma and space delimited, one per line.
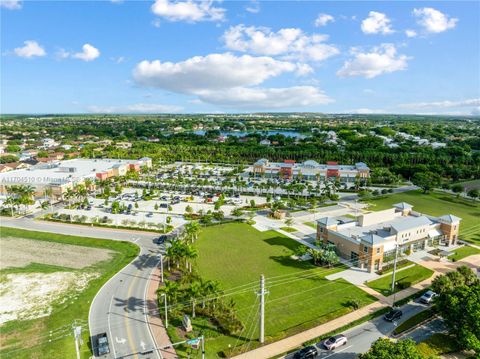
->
1, 217, 166, 359
285, 300, 439, 359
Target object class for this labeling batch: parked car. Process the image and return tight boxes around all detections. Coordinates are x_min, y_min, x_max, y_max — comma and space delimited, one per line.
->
160, 203, 168, 208
384, 309, 403, 322
293, 345, 318, 359
420, 290, 437, 304
323, 334, 347, 350
96, 332, 110, 356
146, 212, 153, 218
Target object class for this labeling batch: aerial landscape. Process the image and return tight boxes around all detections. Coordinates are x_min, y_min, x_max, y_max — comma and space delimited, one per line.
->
0, 1, 479, 359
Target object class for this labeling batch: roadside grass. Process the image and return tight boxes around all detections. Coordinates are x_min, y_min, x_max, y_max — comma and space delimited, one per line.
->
188, 223, 377, 357
363, 190, 480, 244
377, 260, 413, 275
280, 226, 297, 233
448, 245, 480, 261
393, 309, 434, 335
416, 333, 460, 357
366, 264, 434, 296
0, 226, 139, 359
304, 221, 317, 229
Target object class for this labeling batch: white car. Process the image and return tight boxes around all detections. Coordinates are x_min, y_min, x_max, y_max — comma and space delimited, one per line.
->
420, 290, 437, 304
323, 334, 347, 350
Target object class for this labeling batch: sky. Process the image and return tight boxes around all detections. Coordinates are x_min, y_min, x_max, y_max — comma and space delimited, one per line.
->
1, 0, 479, 115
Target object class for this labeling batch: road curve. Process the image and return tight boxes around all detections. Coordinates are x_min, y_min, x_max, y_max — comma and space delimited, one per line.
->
0, 217, 163, 359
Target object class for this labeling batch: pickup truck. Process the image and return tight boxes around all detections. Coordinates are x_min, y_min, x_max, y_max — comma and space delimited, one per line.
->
96, 332, 110, 356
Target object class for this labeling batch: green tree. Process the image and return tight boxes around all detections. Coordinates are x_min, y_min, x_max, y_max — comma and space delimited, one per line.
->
467, 189, 479, 201
359, 338, 423, 359
412, 171, 441, 193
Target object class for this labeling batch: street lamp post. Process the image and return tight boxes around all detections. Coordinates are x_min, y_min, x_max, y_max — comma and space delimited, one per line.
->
161, 293, 168, 328
391, 242, 399, 306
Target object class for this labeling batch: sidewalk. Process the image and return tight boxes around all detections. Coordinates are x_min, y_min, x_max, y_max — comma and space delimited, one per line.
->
146, 264, 177, 359
231, 254, 480, 359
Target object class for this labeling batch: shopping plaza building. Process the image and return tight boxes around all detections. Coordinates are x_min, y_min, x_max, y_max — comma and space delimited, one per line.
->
317, 202, 461, 272
0, 157, 152, 199
251, 159, 370, 182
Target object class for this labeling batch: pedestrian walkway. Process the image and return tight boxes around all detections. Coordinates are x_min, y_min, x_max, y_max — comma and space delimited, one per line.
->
146, 264, 177, 359
231, 254, 480, 359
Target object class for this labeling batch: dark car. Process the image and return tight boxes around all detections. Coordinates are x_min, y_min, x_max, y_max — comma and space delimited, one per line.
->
293, 345, 318, 359
96, 332, 110, 356
384, 309, 403, 322
160, 203, 168, 208
154, 235, 168, 244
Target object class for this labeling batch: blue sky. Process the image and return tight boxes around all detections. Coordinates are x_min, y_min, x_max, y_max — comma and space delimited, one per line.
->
1, 0, 479, 114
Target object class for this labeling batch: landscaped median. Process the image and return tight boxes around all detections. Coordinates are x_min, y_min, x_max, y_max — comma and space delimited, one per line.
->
392, 309, 434, 336
366, 264, 435, 296
0, 226, 139, 359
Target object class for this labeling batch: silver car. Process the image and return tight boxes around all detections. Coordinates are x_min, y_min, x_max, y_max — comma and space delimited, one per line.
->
324, 334, 347, 350
420, 290, 437, 304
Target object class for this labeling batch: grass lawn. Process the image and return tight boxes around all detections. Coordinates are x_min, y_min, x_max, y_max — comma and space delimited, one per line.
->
366, 264, 434, 296
187, 223, 377, 357
0, 227, 139, 359
448, 245, 480, 261
280, 226, 297, 233
304, 221, 317, 229
364, 190, 480, 244
417, 333, 460, 357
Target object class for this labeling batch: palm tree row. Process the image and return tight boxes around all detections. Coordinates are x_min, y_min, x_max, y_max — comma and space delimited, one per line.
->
4, 185, 35, 216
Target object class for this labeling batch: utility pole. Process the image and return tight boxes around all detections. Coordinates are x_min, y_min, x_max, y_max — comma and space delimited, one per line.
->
391, 243, 399, 306
160, 253, 164, 283
201, 335, 205, 359
72, 320, 81, 359
161, 293, 168, 328
257, 274, 268, 344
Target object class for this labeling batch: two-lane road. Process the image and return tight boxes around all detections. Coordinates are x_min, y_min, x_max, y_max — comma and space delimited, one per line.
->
1, 217, 165, 359
285, 300, 439, 359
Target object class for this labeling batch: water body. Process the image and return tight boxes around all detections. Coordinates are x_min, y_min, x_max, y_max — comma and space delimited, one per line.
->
192, 130, 308, 139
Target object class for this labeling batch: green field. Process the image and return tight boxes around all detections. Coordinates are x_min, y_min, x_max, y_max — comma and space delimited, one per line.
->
365, 190, 480, 244
190, 223, 377, 357
0, 227, 139, 359
366, 264, 434, 296
448, 245, 480, 261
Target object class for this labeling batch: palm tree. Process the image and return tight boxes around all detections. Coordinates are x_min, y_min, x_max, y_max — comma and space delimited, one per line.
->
157, 280, 179, 305
184, 244, 198, 272
4, 196, 17, 217
189, 280, 202, 318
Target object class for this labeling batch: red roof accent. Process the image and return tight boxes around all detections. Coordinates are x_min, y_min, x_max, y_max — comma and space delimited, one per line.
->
327, 161, 338, 165
284, 160, 295, 164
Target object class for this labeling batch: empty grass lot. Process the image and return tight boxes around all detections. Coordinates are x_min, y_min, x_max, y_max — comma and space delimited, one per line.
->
448, 245, 480, 261
0, 227, 139, 359
365, 190, 480, 244
193, 223, 377, 357
366, 264, 434, 296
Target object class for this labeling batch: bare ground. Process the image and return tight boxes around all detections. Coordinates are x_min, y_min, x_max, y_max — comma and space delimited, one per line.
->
0, 237, 114, 270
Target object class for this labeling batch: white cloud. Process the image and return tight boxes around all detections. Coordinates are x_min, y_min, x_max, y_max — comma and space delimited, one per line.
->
315, 13, 334, 27
197, 86, 333, 109
405, 29, 417, 38
73, 44, 100, 61
222, 25, 339, 62
14, 40, 46, 58
87, 103, 183, 113
245, 0, 260, 14
399, 98, 480, 109
110, 56, 125, 64
413, 7, 458, 33
151, 0, 225, 23
346, 108, 386, 114
361, 11, 394, 34
0, 0, 21, 9
337, 44, 410, 79
55, 48, 71, 60
133, 53, 303, 93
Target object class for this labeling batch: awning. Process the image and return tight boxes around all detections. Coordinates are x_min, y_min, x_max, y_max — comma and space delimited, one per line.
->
428, 229, 443, 238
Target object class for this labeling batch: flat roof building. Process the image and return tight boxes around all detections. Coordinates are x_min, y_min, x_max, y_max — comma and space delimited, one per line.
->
0, 157, 152, 199
317, 203, 461, 272
250, 159, 369, 182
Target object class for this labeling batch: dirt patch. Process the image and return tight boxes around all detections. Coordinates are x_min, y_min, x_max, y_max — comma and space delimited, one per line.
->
0, 271, 96, 324
0, 237, 114, 270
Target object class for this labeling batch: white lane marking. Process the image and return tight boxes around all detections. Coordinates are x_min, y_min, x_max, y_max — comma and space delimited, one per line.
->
108, 296, 117, 356
140, 340, 146, 351
116, 337, 126, 344
322, 345, 353, 359
133, 237, 140, 243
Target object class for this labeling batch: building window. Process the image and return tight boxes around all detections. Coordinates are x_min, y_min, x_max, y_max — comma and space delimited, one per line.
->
363, 246, 368, 253
376, 248, 380, 254
320, 227, 323, 233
